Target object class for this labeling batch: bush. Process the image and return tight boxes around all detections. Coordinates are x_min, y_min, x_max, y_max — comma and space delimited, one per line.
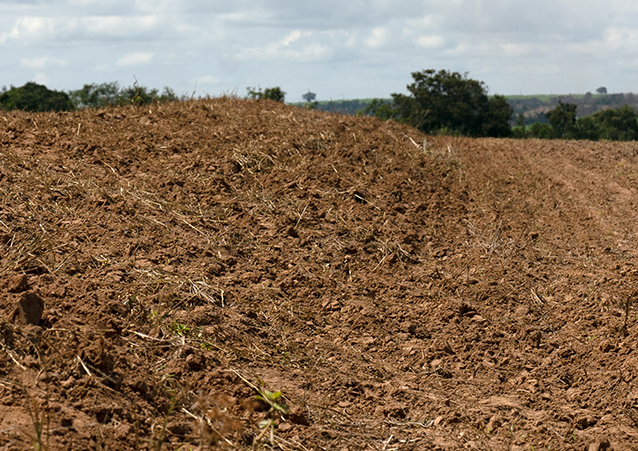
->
0, 82, 74, 112
576, 116, 600, 141
529, 123, 553, 139
591, 105, 638, 141
247, 86, 286, 103
69, 82, 178, 109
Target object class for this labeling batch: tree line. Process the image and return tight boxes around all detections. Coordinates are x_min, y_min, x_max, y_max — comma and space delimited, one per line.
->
364, 69, 638, 141
3, 75, 638, 142
508, 92, 638, 125
513, 102, 638, 141
0, 81, 179, 112
0, 81, 292, 113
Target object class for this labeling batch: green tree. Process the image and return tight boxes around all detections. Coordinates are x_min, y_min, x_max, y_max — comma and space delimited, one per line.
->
511, 113, 528, 138
302, 90, 318, 110
0, 82, 73, 112
302, 91, 316, 102
69, 82, 178, 109
546, 101, 578, 139
591, 105, 638, 141
363, 98, 397, 120
247, 86, 286, 103
529, 122, 553, 139
69, 82, 120, 109
483, 95, 513, 137
576, 116, 599, 141
368, 69, 512, 137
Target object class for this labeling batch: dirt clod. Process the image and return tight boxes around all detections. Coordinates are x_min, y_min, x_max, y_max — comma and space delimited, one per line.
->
6, 274, 29, 293
10, 290, 44, 325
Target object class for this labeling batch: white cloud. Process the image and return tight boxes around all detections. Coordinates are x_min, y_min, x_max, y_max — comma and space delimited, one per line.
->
195, 75, 219, 85
364, 27, 387, 49
282, 30, 309, 46
1, 14, 161, 43
79, 15, 158, 38
33, 72, 48, 85
417, 35, 444, 49
116, 52, 154, 66
499, 43, 531, 57
20, 56, 48, 68
237, 30, 333, 62
3, 16, 61, 42
20, 56, 68, 68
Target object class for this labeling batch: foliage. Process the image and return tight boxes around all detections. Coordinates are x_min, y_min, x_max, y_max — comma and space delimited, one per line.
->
68, 82, 120, 109
304, 98, 382, 115
364, 98, 397, 121
525, 102, 638, 141
546, 101, 578, 139
576, 116, 600, 141
69, 82, 178, 109
301, 91, 318, 110
529, 122, 553, 139
302, 91, 316, 103
511, 114, 528, 138
483, 95, 514, 137
367, 69, 512, 137
247, 86, 286, 103
507, 91, 638, 125
591, 104, 638, 141
0, 82, 73, 112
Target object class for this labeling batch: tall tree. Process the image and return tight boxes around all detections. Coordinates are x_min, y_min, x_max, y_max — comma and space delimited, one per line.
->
302, 91, 316, 102
368, 69, 512, 137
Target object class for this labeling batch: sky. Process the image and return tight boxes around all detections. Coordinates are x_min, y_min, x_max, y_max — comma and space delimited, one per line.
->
1, 0, 638, 102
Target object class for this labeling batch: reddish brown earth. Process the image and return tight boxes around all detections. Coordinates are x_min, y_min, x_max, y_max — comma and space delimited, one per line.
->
1, 98, 638, 450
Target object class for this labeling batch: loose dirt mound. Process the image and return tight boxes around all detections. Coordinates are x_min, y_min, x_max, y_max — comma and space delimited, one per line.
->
1, 98, 638, 450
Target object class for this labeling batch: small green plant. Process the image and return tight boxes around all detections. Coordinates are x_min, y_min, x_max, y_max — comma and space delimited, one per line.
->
171, 321, 191, 336
255, 389, 289, 416
232, 370, 290, 446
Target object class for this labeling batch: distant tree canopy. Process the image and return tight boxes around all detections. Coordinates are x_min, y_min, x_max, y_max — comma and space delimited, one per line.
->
546, 101, 578, 139
514, 102, 638, 141
0, 81, 178, 112
366, 69, 513, 137
247, 86, 286, 103
0, 82, 73, 112
69, 82, 178, 109
302, 91, 316, 103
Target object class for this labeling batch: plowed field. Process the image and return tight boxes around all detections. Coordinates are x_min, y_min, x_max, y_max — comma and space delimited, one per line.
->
2, 98, 638, 450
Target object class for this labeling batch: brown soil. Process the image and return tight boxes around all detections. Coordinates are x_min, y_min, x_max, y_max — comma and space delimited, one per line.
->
1, 98, 638, 450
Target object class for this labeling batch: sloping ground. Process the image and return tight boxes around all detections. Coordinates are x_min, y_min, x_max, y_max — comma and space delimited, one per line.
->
1, 99, 638, 450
